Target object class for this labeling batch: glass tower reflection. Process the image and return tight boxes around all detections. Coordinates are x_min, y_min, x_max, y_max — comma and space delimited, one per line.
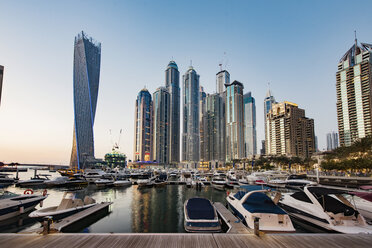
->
70, 31, 101, 169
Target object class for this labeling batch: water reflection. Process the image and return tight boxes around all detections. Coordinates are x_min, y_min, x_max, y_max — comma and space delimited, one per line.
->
2, 171, 228, 233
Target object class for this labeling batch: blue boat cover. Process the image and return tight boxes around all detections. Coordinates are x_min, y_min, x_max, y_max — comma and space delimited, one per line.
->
186, 198, 215, 220
240, 185, 271, 192
234, 191, 286, 214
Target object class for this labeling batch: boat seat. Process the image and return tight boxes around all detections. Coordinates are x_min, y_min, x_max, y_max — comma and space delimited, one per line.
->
84, 196, 96, 205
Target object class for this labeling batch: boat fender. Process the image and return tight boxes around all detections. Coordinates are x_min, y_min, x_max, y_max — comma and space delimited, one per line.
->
40, 201, 43, 207
19, 206, 24, 214
43, 189, 47, 196
24, 189, 33, 195
226, 191, 230, 196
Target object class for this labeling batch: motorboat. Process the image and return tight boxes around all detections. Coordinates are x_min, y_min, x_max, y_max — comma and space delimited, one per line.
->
29, 192, 97, 220
15, 171, 51, 187
83, 169, 106, 183
211, 177, 226, 190
0, 173, 16, 187
227, 185, 295, 233
346, 190, 372, 223
284, 174, 316, 189
44, 176, 88, 188
246, 172, 267, 185
113, 180, 132, 187
0, 190, 47, 221
137, 177, 155, 188
184, 197, 221, 232
95, 178, 114, 187
226, 178, 239, 188
238, 178, 250, 186
279, 186, 372, 233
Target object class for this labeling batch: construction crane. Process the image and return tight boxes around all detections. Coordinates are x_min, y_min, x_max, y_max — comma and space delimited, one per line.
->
109, 129, 122, 152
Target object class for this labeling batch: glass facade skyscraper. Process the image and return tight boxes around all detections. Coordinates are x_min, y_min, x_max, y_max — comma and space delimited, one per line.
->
243, 92, 257, 157
152, 87, 170, 164
225, 80, 245, 161
216, 70, 230, 94
0, 65, 3, 107
165, 61, 180, 163
263, 90, 276, 155
182, 66, 200, 162
336, 40, 372, 146
134, 88, 152, 162
204, 93, 226, 162
70, 32, 101, 169
326, 132, 339, 151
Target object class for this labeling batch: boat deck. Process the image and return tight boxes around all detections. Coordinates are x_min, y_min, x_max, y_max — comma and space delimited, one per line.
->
1, 233, 372, 248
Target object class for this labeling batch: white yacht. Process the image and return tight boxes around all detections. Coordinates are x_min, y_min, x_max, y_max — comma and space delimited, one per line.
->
83, 169, 106, 183
246, 172, 267, 185
29, 192, 98, 220
113, 180, 132, 187
284, 174, 316, 189
227, 185, 295, 233
95, 178, 114, 187
279, 186, 372, 234
0, 191, 47, 221
211, 177, 227, 190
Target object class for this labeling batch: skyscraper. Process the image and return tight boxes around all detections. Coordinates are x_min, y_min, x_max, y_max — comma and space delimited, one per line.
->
243, 92, 257, 157
326, 132, 339, 151
134, 88, 152, 162
199, 86, 207, 161
152, 87, 170, 164
225, 80, 245, 161
70, 31, 101, 169
336, 39, 372, 146
204, 93, 225, 162
266, 101, 315, 158
216, 70, 230, 94
165, 61, 180, 163
263, 89, 276, 155
0, 65, 4, 107
182, 66, 200, 163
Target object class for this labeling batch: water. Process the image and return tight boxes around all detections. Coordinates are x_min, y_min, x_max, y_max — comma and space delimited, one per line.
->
1, 169, 228, 233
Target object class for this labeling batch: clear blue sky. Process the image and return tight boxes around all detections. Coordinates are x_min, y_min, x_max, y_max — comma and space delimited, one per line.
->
1, 0, 371, 164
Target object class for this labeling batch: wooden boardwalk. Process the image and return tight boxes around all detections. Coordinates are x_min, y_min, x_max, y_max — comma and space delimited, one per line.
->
0, 233, 371, 248
213, 202, 252, 234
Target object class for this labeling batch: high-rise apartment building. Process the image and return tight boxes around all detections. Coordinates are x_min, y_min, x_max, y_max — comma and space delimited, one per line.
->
199, 86, 207, 161
152, 87, 170, 164
0, 65, 4, 107
263, 90, 276, 155
265, 101, 315, 158
243, 92, 257, 157
326, 132, 339, 151
182, 66, 200, 162
216, 70, 230, 94
165, 61, 180, 163
204, 93, 226, 162
336, 40, 372, 146
70, 32, 101, 169
225, 80, 245, 161
134, 88, 152, 162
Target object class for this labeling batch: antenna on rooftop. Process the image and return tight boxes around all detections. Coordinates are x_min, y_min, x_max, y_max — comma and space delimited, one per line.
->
219, 63, 222, 71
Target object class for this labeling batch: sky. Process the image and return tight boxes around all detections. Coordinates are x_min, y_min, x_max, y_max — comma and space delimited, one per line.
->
1, 0, 372, 165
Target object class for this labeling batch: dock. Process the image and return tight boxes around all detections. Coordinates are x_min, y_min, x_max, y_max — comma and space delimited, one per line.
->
32, 202, 111, 233
213, 202, 252, 234
307, 175, 372, 188
1, 233, 372, 248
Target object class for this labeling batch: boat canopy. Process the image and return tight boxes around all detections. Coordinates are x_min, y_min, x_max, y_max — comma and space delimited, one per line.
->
234, 191, 286, 214
186, 198, 215, 220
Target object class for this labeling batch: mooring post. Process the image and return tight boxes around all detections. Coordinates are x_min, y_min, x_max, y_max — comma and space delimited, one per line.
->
43, 216, 52, 235
254, 217, 260, 236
